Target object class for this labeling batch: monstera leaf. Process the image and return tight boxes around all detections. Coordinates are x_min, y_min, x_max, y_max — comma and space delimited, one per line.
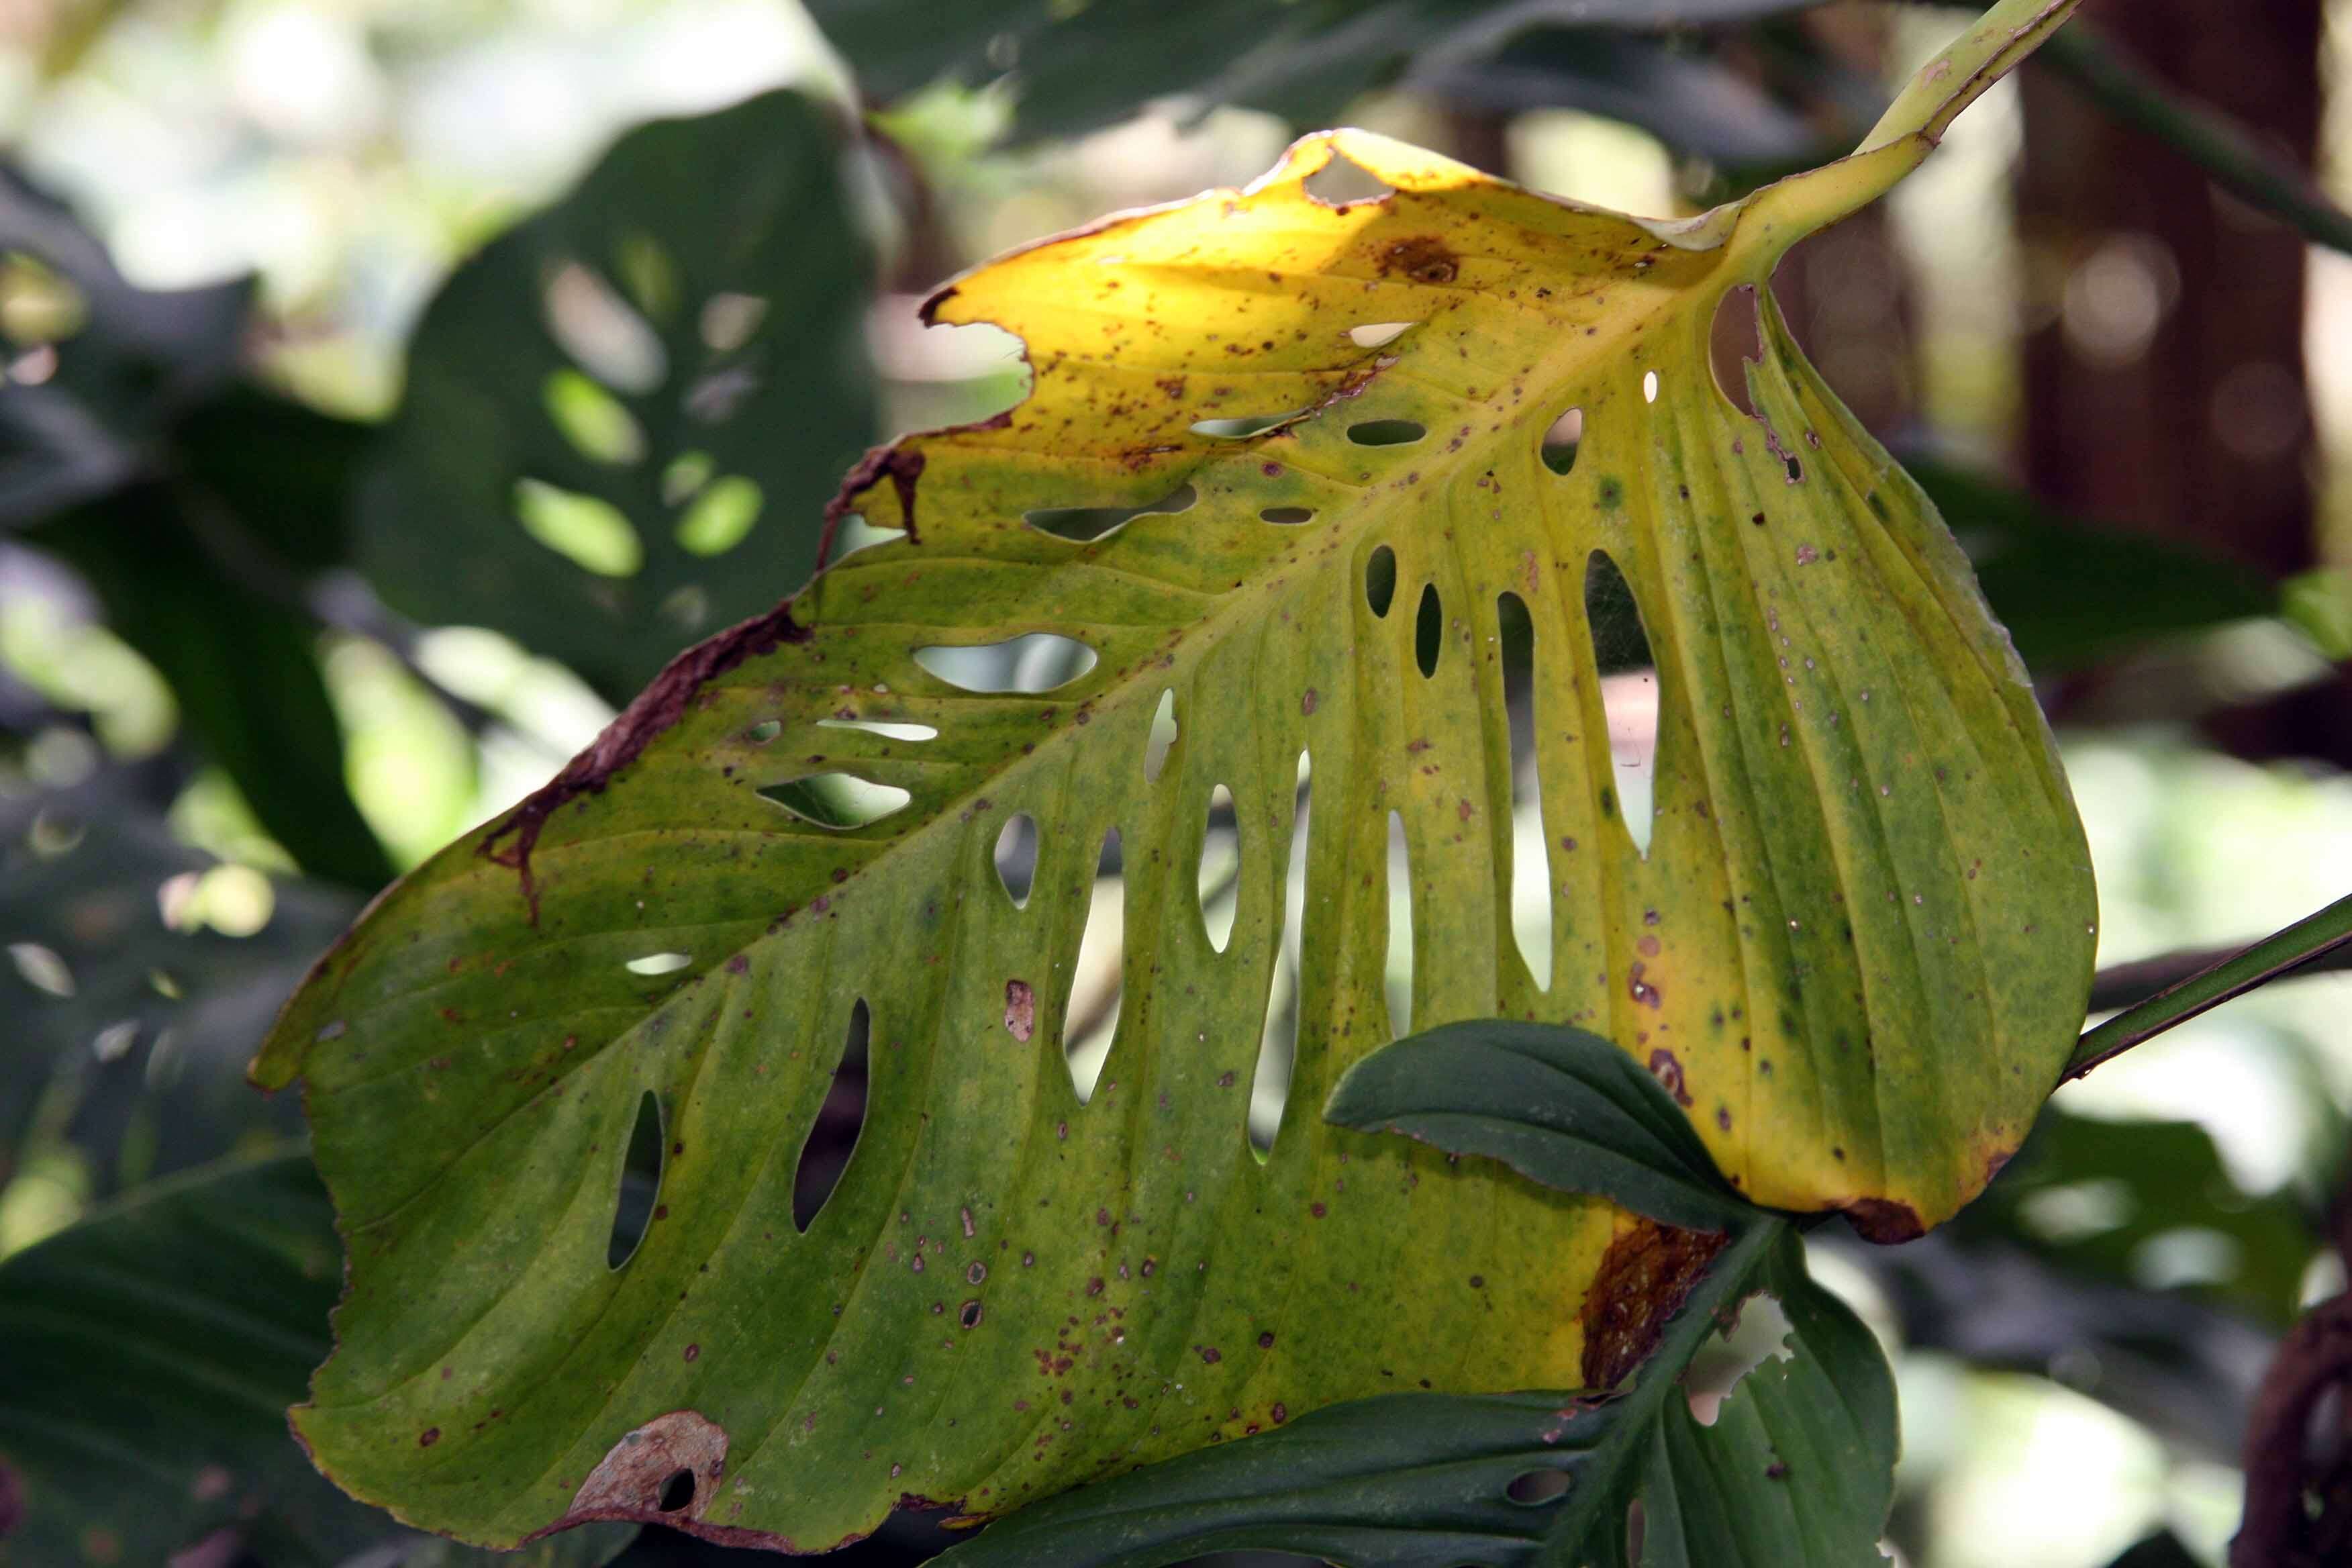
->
254, 0, 2090, 1552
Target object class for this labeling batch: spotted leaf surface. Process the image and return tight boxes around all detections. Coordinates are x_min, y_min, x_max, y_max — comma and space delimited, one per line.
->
255, 1, 2088, 1551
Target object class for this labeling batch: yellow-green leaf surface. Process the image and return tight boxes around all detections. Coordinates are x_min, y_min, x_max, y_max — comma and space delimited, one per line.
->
256, 0, 2090, 1551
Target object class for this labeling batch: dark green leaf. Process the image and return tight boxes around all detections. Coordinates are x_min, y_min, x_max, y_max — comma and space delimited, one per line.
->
32, 469, 394, 891
356, 89, 878, 702
0, 166, 248, 525
1905, 452, 2273, 670
1957, 1107, 2314, 1328
1324, 1020, 1748, 1232
0, 777, 358, 1191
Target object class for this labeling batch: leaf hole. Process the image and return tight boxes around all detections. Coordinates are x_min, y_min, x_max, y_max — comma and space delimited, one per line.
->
607, 1090, 663, 1269
1385, 810, 1414, 1038
758, 774, 912, 830
1784, 454, 1804, 483
1708, 283, 1761, 418
658, 1469, 695, 1512
1259, 506, 1316, 525
1540, 407, 1583, 476
663, 450, 714, 505
1506, 1470, 1569, 1506
995, 813, 1038, 908
915, 635, 1097, 693
1499, 591, 1551, 989
1304, 148, 1395, 206
1191, 410, 1308, 440
544, 260, 666, 394
1685, 1291, 1794, 1427
1197, 785, 1240, 954
1365, 544, 1397, 618
1065, 831, 1125, 1104
1347, 321, 1415, 349
514, 478, 643, 578
1414, 583, 1442, 678
1347, 418, 1426, 446
816, 718, 938, 742
1641, 370, 1659, 404
675, 476, 765, 556
1024, 483, 1196, 543
625, 952, 693, 977
1585, 551, 1658, 858
1251, 752, 1311, 1159
1143, 689, 1179, 783
744, 720, 782, 744
793, 999, 868, 1233
542, 369, 646, 464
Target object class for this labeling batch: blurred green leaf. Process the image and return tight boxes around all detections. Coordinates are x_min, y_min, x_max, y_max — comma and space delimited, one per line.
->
1906, 453, 2275, 670
811, 0, 1825, 151
357, 89, 878, 703
0, 776, 357, 1193
1959, 1107, 2314, 1328
0, 1148, 636, 1567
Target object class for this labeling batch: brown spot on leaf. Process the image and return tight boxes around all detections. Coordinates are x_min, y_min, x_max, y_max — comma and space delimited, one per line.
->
1380, 236, 1459, 285
1579, 1220, 1728, 1390
1647, 1048, 1691, 1106
1004, 979, 1035, 1042
419, 1428, 440, 1447
1844, 1197, 1926, 1244
558, 1410, 729, 1529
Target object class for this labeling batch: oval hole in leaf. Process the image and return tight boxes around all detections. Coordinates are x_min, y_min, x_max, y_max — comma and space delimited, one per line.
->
744, 719, 781, 744
792, 998, 868, 1233
758, 774, 912, 830
1198, 785, 1239, 954
915, 635, 1097, 693
995, 814, 1038, 908
1065, 831, 1124, 1104
1499, 591, 1551, 989
1260, 506, 1315, 525
675, 476, 764, 556
1191, 411, 1307, 440
625, 952, 692, 977
1385, 810, 1414, 1038
658, 1469, 695, 1512
1540, 406, 1583, 476
1415, 583, 1442, 678
1347, 322, 1415, 349
1507, 1470, 1570, 1506
1250, 752, 1310, 1159
1142, 689, 1178, 783
663, 450, 714, 505
1585, 550, 1658, 857
1025, 484, 1195, 543
543, 260, 666, 394
816, 718, 938, 742
1304, 149, 1394, 206
607, 1090, 663, 1269
1348, 419, 1426, 447
1642, 370, 1659, 404
1365, 544, 1397, 618
542, 369, 645, 464
514, 479, 643, 577
1708, 283, 1762, 418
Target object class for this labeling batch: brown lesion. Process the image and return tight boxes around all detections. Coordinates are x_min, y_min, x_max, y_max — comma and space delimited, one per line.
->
1578, 1218, 1729, 1391
1841, 1197, 1924, 1244
1377, 236, 1459, 285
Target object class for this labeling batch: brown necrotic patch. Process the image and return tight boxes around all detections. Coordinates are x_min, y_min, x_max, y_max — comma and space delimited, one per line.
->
1379, 236, 1459, 285
1577, 1220, 1728, 1391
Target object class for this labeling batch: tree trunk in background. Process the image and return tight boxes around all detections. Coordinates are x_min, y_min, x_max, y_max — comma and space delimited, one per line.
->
2016, 0, 2320, 582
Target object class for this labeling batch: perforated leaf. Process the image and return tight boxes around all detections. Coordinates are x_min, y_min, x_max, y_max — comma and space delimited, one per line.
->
256, 1, 2089, 1551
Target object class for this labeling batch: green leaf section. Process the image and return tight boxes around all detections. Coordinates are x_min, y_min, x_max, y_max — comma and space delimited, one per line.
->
256, 3, 2083, 1551
357, 89, 877, 703
944, 1023, 1896, 1568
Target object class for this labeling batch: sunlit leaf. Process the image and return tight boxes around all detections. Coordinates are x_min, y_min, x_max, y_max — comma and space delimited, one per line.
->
254, 2, 2088, 1551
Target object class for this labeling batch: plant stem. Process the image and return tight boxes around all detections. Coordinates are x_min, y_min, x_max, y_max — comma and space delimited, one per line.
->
2065, 893, 2352, 1082
2089, 938, 2352, 1013
2039, 21, 2352, 259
